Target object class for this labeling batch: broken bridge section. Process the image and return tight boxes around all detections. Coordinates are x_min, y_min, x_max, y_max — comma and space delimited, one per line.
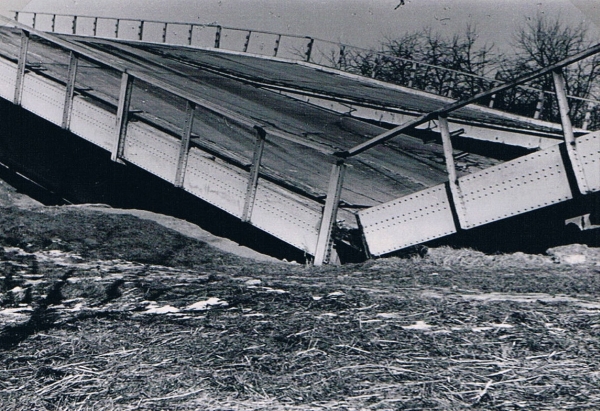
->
0, 16, 598, 264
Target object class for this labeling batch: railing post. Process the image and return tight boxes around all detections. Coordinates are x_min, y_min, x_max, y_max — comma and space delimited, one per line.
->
115, 19, 120, 38
92, 17, 98, 36
242, 126, 267, 222
408, 61, 417, 88
72, 15, 77, 35
187, 24, 194, 46
533, 89, 545, 119
31, 13, 37, 29
243, 30, 251, 53
337, 45, 345, 68
162, 23, 168, 43
13, 11, 19, 22
111, 72, 134, 162
214, 26, 222, 48
14, 30, 30, 105
175, 101, 196, 187
488, 81, 497, 108
446, 71, 457, 97
51, 14, 57, 32
552, 69, 590, 195
273, 34, 281, 57
138, 21, 145, 41
314, 160, 346, 266
582, 102, 593, 131
305, 37, 314, 62
438, 115, 467, 227
62, 51, 79, 129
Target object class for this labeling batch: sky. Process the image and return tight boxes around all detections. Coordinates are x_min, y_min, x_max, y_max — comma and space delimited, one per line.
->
0, 0, 598, 53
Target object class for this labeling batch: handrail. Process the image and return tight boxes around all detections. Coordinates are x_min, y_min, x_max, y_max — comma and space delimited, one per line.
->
337, 42, 600, 158
14, 11, 599, 109
0, 15, 338, 155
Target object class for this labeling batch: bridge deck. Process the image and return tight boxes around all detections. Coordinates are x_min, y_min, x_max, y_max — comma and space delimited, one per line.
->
0, 23, 597, 263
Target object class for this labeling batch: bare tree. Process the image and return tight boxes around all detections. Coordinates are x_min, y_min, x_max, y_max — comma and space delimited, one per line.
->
496, 14, 600, 127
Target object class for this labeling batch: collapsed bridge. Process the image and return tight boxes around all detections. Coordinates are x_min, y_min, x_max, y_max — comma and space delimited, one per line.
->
0, 13, 598, 264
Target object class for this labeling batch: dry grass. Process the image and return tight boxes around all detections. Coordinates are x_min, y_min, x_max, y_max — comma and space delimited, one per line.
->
0, 206, 600, 410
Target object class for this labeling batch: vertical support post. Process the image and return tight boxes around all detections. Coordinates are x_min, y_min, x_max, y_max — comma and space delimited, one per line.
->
111, 72, 134, 162
32, 13, 37, 29
72, 15, 77, 35
14, 11, 19, 22
371, 57, 379, 79
14, 30, 30, 106
305, 37, 314, 62
314, 160, 346, 266
162, 23, 168, 43
553, 69, 590, 194
337, 45, 345, 68
115, 19, 120, 38
533, 89, 545, 119
439, 115, 467, 227
446, 71, 457, 97
214, 26, 222, 48
62, 51, 78, 129
187, 24, 194, 45
51, 14, 57, 32
175, 101, 196, 187
273, 34, 281, 57
408, 61, 418, 88
488, 81, 497, 108
242, 126, 267, 223
582, 102, 593, 131
243, 30, 251, 53
92, 17, 98, 36
138, 21, 145, 41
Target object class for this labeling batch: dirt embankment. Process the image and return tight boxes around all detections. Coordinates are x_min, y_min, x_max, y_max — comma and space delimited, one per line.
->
0, 179, 600, 410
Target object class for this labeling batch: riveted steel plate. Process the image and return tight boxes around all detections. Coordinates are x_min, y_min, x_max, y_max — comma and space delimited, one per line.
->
69, 96, 116, 151
250, 181, 322, 255
358, 184, 456, 256
123, 122, 180, 184
458, 145, 573, 229
0, 58, 16, 101
21, 73, 65, 125
577, 131, 600, 193
183, 146, 247, 218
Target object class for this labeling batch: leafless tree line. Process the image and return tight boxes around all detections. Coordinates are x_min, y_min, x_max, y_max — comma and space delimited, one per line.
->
334, 15, 600, 129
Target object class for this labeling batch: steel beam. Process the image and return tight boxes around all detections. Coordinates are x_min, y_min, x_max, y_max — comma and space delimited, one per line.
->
242, 127, 267, 222
314, 160, 346, 265
174, 101, 195, 187
553, 69, 590, 194
14, 30, 30, 105
111, 72, 134, 162
62, 51, 78, 129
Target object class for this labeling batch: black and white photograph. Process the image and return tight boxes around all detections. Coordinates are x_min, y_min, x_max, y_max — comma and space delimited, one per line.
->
0, 0, 598, 409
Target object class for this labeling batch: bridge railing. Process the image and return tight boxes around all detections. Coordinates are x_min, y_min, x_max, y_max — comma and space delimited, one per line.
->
13, 11, 600, 130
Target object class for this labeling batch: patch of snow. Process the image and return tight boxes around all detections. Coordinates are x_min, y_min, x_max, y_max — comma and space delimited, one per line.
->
245, 279, 262, 286
186, 297, 229, 311
377, 313, 401, 319
402, 321, 432, 330
563, 254, 586, 264
145, 304, 180, 314
262, 287, 287, 294
327, 291, 345, 298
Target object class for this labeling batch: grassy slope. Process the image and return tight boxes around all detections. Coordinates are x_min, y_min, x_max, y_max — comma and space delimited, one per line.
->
0, 203, 598, 410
